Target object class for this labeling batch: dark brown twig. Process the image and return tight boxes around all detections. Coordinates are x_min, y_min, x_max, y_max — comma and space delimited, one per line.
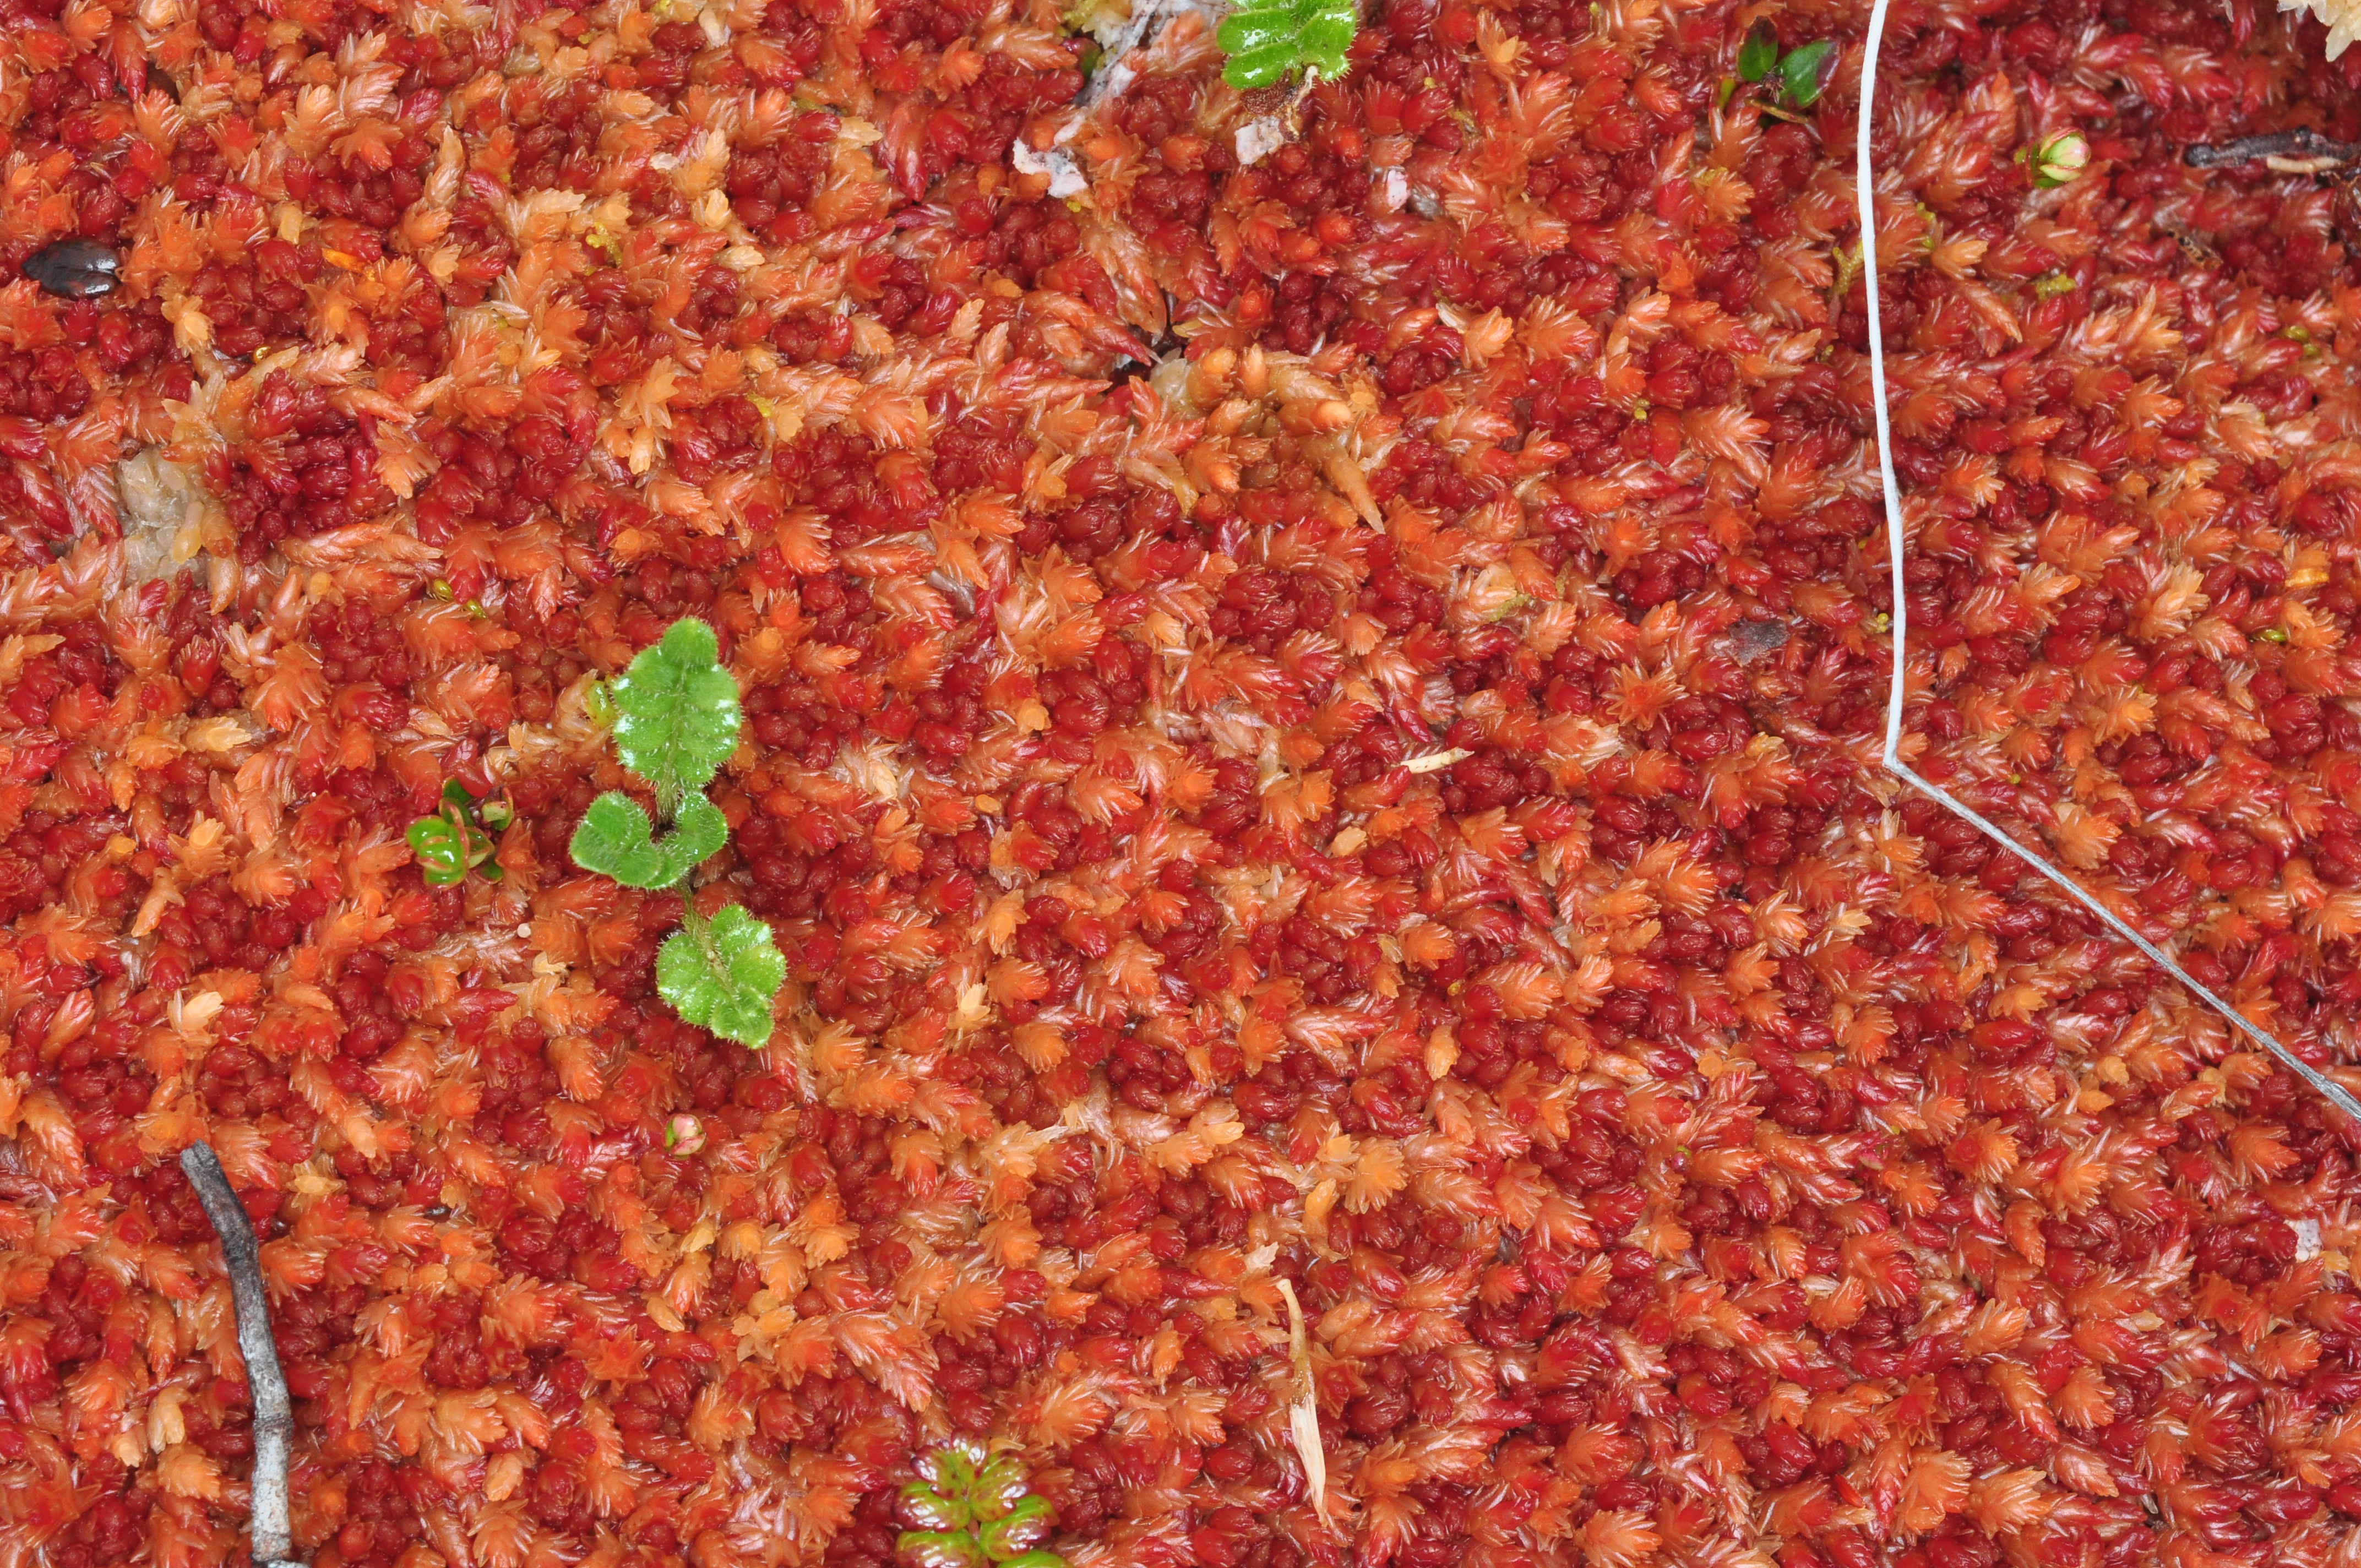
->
2185, 128, 2361, 170
179, 1142, 303, 1568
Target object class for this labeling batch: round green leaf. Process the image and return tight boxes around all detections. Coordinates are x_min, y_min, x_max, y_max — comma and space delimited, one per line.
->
610, 618, 743, 809
1297, 8, 1354, 72
1218, 0, 1357, 88
1779, 40, 1835, 107
918, 1440, 979, 1498
570, 792, 669, 887
1223, 40, 1298, 88
972, 1460, 1032, 1521
1218, 10, 1294, 53
571, 792, 727, 889
1737, 19, 1778, 82
661, 794, 730, 879
657, 905, 785, 1048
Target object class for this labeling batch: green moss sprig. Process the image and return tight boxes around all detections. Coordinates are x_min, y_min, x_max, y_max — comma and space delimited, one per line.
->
898, 1442, 1066, 1568
407, 780, 511, 887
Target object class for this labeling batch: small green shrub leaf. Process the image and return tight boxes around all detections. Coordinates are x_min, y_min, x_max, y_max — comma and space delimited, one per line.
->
1737, 20, 1778, 81
657, 905, 786, 1047
1779, 40, 1835, 106
610, 618, 742, 810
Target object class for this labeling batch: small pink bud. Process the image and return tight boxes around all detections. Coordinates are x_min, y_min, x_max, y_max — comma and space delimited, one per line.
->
2027, 131, 2088, 188
665, 1114, 705, 1156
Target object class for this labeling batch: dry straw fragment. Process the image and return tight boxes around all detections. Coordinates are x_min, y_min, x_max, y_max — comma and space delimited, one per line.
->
1273, 1278, 1332, 1528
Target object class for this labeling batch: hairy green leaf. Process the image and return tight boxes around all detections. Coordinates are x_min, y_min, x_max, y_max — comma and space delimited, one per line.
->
1218, 0, 1356, 89
1778, 40, 1834, 106
657, 905, 786, 1048
610, 618, 742, 810
569, 792, 727, 889
1736, 19, 1778, 81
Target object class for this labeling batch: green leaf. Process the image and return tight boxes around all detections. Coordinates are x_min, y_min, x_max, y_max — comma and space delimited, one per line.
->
657, 905, 786, 1047
1778, 40, 1834, 106
610, 619, 742, 811
407, 815, 470, 886
1219, 0, 1357, 89
1736, 19, 1778, 82
570, 792, 727, 890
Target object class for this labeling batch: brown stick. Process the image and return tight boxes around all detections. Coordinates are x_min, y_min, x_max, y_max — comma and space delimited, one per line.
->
179, 1142, 303, 1568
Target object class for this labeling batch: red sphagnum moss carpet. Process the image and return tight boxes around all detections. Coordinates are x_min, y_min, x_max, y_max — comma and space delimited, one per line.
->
2, 0, 2361, 1563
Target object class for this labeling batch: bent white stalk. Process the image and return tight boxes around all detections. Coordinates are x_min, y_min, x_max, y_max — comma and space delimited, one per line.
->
1856, 1, 2361, 1123
181, 1142, 304, 1568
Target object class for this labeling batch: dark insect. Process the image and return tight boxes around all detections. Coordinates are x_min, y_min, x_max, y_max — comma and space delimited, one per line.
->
23, 239, 121, 299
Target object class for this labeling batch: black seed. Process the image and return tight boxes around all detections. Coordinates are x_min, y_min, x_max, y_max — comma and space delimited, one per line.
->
23, 238, 122, 300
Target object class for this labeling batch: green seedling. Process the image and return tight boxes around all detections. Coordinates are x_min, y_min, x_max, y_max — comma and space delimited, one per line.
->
899, 1441, 1066, 1568
569, 617, 785, 1049
1730, 21, 1835, 117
